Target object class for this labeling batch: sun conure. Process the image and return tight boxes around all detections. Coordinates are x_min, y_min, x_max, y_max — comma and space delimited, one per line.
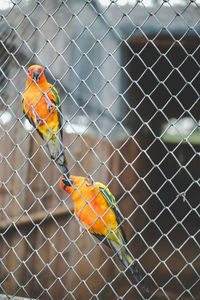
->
22, 65, 72, 184
60, 175, 149, 292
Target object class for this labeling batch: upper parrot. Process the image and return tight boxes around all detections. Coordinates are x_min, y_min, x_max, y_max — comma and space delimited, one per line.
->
22, 65, 72, 183
60, 175, 149, 293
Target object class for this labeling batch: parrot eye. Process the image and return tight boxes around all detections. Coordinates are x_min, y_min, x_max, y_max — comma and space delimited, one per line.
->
28, 70, 31, 74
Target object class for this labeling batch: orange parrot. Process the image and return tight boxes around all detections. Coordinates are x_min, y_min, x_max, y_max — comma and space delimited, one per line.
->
60, 175, 149, 292
22, 65, 72, 183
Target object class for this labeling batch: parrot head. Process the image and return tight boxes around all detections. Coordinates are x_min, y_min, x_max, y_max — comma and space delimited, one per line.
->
27, 65, 46, 84
60, 175, 94, 194
60, 175, 74, 191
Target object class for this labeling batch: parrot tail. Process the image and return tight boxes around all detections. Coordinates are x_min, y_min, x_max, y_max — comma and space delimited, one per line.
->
56, 152, 69, 175
107, 239, 149, 293
46, 136, 73, 185
124, 252, 149, 293
56, 154, 74, 186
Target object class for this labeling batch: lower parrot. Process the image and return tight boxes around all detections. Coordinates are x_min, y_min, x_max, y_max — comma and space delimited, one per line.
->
60, 175, 149, 292
22, 65, 72, 184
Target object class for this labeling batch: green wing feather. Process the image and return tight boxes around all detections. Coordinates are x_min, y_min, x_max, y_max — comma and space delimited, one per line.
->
96, 182, 128, 244
48, 83, 63, 139
95, 183, 148, 292
48, 84, 60, 106
96, 182, 119, 211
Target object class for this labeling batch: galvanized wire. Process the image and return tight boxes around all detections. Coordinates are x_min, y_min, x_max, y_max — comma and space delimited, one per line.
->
0, 1, 200, 299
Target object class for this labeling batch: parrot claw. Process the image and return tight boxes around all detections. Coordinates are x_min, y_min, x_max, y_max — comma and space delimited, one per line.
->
86, 176, 94, 188
32, 109, 43, 126
45, 96, 54, 112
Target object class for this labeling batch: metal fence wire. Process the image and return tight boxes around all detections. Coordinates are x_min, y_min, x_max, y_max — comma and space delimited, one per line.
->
0, 0, 200, 299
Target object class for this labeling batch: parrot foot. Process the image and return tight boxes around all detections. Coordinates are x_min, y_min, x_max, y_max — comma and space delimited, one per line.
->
86, 176, 94, 188
45, 96, 54, 112
32, 109, 43, 126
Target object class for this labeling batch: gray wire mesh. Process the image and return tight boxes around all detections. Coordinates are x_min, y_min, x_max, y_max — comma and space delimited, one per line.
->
0, 0, 200, 299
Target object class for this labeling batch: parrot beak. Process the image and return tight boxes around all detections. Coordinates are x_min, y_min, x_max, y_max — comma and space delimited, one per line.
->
32, 68, 40, 82
60, 176, 74, 191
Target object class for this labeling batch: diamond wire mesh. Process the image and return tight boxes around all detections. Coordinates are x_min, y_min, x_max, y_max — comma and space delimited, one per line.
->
0, 0, 200, 299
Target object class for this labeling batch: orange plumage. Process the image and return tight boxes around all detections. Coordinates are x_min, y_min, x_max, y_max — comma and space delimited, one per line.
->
22, 65, 71, 179
62, 175, 118, 236
23, 65, 59, 133
60, 175, 149, 292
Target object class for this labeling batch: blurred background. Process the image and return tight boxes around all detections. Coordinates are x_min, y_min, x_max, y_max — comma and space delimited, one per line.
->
0, 0, 200, 299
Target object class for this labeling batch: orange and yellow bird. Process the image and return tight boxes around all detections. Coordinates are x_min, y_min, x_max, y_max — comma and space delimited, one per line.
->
22, 65, 72, 183
60, 175, 148, 292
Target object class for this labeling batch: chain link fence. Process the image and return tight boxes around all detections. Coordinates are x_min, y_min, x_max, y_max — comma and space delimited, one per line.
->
0, 0, 200, 299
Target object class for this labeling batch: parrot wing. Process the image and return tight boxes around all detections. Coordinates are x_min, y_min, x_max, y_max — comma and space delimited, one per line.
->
48, 84, 63, 139
47, 84, 70, 176
95, 184, 148, 292
48, 84, 60, 105
96, 183, 128, 244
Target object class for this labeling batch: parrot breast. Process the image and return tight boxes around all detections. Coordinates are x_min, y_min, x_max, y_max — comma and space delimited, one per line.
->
23, 83, 60, 139
23, 89, 52, 120
73, 187, 118, 236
